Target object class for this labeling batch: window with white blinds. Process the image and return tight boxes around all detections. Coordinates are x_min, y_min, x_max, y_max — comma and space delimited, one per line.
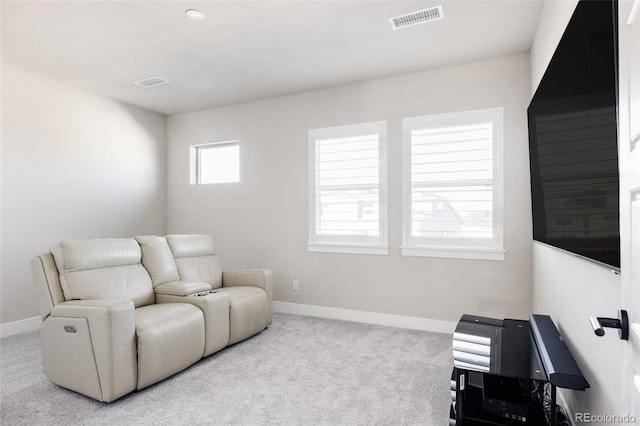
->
402, 108, 504, 260
308, 121, 388, 255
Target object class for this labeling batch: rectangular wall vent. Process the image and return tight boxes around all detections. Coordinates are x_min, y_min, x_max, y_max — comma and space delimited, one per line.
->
389, 6, 444, 30
133, 76, 170, 88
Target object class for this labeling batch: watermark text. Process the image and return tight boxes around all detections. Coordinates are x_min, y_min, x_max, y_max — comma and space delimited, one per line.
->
575, 413, 637, 423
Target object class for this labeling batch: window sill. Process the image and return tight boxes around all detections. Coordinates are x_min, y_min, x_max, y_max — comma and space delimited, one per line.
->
308, 243, 389, 256
401, 246, 505, 261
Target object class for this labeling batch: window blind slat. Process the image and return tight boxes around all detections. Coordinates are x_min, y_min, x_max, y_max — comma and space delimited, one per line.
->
412, 150, 492, 162
318, 149, 378, 160
412, 171, 494, 183
412, 160, 493, 173
413, 141, 492, 151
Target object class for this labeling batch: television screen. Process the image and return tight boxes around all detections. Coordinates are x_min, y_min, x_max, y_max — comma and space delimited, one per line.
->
527, 0, 619, 270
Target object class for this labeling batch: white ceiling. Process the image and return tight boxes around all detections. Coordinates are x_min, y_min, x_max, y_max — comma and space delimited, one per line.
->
1, 1, 543, 115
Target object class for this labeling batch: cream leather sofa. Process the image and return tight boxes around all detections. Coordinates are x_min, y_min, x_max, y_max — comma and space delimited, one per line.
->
31, 234, 272, 402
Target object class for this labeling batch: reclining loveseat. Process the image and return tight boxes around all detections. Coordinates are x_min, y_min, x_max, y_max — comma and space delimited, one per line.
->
31, 234, 272, 402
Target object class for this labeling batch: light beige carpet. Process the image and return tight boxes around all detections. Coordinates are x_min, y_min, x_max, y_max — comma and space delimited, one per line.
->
1, 313, 453, 425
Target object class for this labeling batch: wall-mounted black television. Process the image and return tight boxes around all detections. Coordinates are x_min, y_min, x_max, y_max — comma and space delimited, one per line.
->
527, 0, 620, 271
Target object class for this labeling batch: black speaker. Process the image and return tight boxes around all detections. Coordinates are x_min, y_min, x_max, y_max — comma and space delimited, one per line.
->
530, 314, 590, 390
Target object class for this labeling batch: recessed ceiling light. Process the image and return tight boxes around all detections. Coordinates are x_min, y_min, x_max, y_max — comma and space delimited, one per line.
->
186, 9, 205, 20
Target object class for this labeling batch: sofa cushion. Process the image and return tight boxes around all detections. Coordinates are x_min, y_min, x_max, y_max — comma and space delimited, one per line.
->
51, 238, 154, 308
52, 238, 140, 271
166, 234, 223, 288
134, 303, 205, 389
154, 281, 211, 296
166, 234, 215, 257
135, 235, 180, 286
217, 286, 268, 345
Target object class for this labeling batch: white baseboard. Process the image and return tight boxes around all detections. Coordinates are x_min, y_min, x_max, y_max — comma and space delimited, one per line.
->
273, 301, 456, 334
1, 316, 41, 338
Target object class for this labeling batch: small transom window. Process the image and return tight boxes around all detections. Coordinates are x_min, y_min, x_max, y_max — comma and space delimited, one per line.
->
190, 141, 239, 184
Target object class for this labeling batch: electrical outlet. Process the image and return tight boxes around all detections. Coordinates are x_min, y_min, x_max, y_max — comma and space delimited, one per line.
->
292, 280, 300, 291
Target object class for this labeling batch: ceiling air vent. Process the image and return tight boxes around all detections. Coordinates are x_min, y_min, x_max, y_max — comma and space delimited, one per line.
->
133, 76, 170, 88
389, 6, 444, 30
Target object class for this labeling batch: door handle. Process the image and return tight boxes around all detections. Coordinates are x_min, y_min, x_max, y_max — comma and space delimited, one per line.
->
590, 309, 629, 340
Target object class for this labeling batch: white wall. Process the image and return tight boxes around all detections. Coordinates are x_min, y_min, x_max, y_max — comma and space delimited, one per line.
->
0, 64, 167, 327
167, 54, 533, 326
530, 0, 624, 420
529, 0, 579, 94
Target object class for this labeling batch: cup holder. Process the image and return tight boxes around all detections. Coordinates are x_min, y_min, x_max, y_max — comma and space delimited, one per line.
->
194, 290, 219, 297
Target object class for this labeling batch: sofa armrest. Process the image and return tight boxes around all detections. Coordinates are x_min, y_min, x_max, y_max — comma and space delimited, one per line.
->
51, 298, 134, 318
222, 269, 272, 290
222, 269, 273, 324
154, 281, 211, 296
43, 299, 136, 402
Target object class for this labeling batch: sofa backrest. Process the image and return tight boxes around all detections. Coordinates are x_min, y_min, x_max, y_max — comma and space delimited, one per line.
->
51, 238, 154, 308
165, 234, 223, 289
135, 235, 180, 287
31, 252, 65, 320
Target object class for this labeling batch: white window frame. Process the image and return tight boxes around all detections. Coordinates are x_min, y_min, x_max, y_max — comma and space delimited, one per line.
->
308, 121, 388, 255
189, 140, 239, 185
402, 108, 505, 260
